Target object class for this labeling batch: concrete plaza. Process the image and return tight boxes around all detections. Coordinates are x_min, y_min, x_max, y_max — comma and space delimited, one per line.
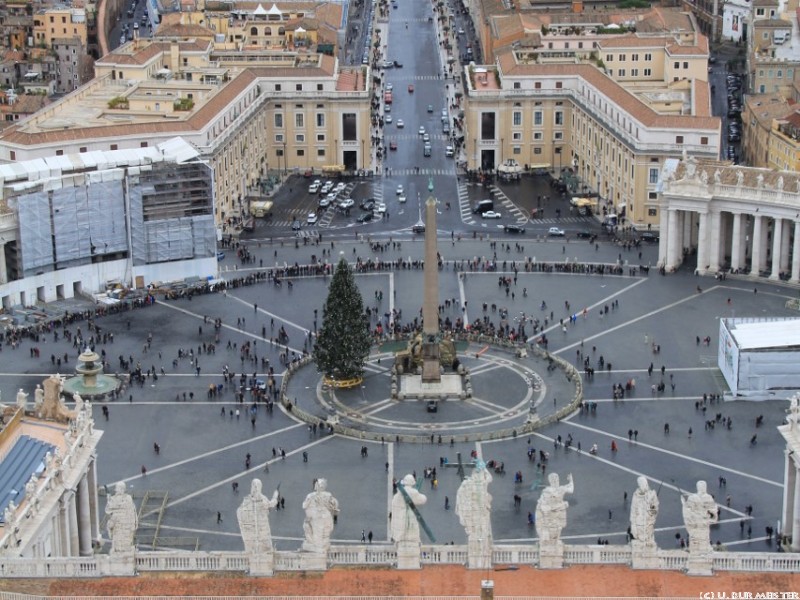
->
0, 234, 791, 554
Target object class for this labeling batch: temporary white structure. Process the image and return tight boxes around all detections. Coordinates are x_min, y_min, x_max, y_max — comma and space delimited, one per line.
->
719, 317, 800, 397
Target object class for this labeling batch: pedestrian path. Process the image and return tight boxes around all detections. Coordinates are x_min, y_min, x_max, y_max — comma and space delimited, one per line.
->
456, 180, 475, 225
531, 216, 593, 225
488, 185, 528, 225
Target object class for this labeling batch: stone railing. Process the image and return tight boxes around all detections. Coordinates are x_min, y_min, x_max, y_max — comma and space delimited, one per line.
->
2, 544, 799, 577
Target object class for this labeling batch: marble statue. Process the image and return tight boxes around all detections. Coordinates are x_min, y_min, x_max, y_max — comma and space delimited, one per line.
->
301, 478, 339, 554
456, 462, 493, 543
24, 473, 37, 499
700, 170, 708, 185
736, 170, 744, 187
3, 501, 16, 524
535, 472, 574, 543
714, 170, 721, 184
757, 173, 764, 189
105, 482, 138, 554
456, 461, 493, 569
390, 474, 428, 545
684, 157, 697, 179
630, 476, 659, 547
778, 176, 785, 192
681, 480, 717, 551
16, 388, 27, 409
34, 385, 44, 411
237, 478, 279, 554
72, 393, 84, 413
39, 374, 75, 422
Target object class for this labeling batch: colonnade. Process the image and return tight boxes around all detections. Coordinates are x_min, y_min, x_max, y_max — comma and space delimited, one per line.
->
659, 207, 800, 282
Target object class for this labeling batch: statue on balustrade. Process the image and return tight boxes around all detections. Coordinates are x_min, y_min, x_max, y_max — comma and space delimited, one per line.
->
390, 474, 427, 545
681, 480, 717, 552
535, 472, 574, 543
16, 388, 28, 409
630, 476, 659, 548
106, 482, 138, 554
301, 478, 339, 554
456, 461, 493, 546
237, 478, 279, 554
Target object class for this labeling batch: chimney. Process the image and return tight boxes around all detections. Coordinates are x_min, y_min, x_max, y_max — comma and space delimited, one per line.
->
480, 580, 494, 600
572, 0, 584, 12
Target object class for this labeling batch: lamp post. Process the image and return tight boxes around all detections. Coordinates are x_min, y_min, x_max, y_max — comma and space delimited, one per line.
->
282, 140, 287, 176
362, 138, 365, 170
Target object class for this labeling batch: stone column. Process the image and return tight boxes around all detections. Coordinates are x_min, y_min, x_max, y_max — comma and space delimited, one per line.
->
793, 473, 800, 552
0, 241, 7, 285
731, 213, 742, 272
781, 220, 791, 272
750, 215, 763, 276
78, 475, 93, 556
696, 211, 708, 274
423, 196, 439, 337
396, 541, 422, 569
667, 209, 680, 270
770, 217, 783, 280
782, 451, 797, 545
68, 492, 79, 556
791, 222, 800, 283
658, 203, 669, 267
709, 211, 722, 272
60, 498, 71, 556
88, 459, 100, 544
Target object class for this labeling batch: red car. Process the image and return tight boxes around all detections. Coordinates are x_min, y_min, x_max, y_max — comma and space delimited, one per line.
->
408, 84, 414, 93
389, 140, 397, 150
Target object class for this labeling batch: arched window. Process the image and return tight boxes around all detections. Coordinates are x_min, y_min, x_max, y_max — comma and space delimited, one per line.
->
278, 27, 285, 35
265, 27, 272, 35
250, 26, 257, 35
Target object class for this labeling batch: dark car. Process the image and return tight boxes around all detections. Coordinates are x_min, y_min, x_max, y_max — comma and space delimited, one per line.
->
640, 231, 659, 243
357, 212, 374, 223
393, 60, 403, 68
426, 400, 438, 413
412, 223, 426, 234
359, 199, 375, 211
504, 224, 525, 234
576, 230, 593, 239
291, 220, 301, 231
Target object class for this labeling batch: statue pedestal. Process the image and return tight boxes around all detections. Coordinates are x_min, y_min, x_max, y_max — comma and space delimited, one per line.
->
630, 541, 659, 569
248, 551, 275, 576
300, 551, 328, 571
396, 541, 421, 570
466, 540, 492, 570
101, 552, 136, 576
686, 550, 714, 576
537, 540, 564, 569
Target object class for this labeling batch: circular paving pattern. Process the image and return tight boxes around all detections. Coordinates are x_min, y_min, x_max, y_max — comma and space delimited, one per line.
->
284, 342, 580, 441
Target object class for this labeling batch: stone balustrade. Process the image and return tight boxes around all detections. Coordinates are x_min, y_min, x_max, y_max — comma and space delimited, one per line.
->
0, 544, 797, 577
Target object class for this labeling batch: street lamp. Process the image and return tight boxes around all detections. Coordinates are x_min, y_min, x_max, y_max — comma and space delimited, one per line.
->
282, 141, 287, 176
362, 138, 365, 170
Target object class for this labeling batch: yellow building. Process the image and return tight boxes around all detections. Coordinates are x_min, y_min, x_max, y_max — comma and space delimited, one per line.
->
768, 110, 800, 171
33, 7, 88, 47
463, 48, 720, 228
741, 93, 790, 167
0, 38, 370, 225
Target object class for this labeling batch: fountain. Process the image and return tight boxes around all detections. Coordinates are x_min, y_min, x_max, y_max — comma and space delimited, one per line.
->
62, 348, 121, 399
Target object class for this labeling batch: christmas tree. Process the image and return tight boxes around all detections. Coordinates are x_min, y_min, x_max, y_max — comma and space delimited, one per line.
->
313, 258, 371, 381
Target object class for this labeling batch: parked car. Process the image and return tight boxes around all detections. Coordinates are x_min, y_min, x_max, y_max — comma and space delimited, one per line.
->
576, 230, 593, 239
481, 211, 502, 219
445, 145, 454, 157
308, 180, 321, 193
307, 212, 318, 225
360, 199, 376, 211
639, 231, 659, 243
548, 227, 565, 236
357, 212, 374, 223
504, 225, 525, 234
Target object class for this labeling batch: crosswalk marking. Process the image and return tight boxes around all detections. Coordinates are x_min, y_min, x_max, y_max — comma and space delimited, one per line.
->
380, 167, 455, 176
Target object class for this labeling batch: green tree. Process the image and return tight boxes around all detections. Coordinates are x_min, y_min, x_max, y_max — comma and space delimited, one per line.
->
313, 258, 371, 381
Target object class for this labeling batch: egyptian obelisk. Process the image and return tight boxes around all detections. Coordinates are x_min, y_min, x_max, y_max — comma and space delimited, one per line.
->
421, 178, 441, 383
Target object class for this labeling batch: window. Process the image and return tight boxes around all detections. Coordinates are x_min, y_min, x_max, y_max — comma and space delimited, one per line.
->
275, 84, 281, 91
555, 81, 562, 89
534, 82, 541, 89
674, 62, 680, 69
534, 147, 542, 155
110, 144, 118, 150
295, 113, 304, 127
296, 134, 305, 142
316, 134, 325, 142
534, 111, 543, 125
675, 135, 684, 144
513, 111, 522, 126
644, 68, 651, 76
140, 142, 148, 148
55, 150, 63, 156
631, 69, 639, 77
554, 111, 563, 125
631, 54, 639, 61
533, 132, 543, 140
342, 113, 357, 141
578, 42, 583, 49
250, 26, 257, 35
649, 168, 659, 184
316, 113, 325, 127
513, 82, 520, 89
317, 148, 325, 157
756, 8, 765, 15
648, 192, 657, 200
513, 146, 521, 155
648, 208, 658, 217
275, 133, 284, 142
297, 149, 305, 157
554, 132, 563, 140
618, 54, 626, 61
683, 62, 688, 69
276, 148, 284, 157
481, 112, 496, 140
777, 70, 783, 78
317, 84, 323, 91
296, 83, 302, 91
606, 54, 613, 62
275, 113, 283, 128
700, 136, 708, 145
618, 69, 626, 77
